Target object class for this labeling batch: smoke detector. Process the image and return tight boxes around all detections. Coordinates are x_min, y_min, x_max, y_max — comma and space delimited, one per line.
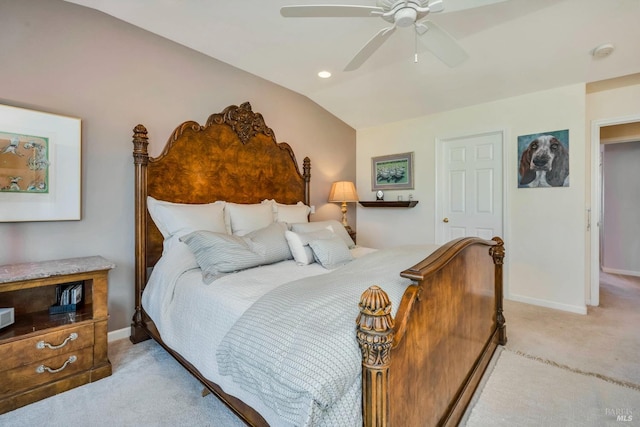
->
592, 43, 615, 59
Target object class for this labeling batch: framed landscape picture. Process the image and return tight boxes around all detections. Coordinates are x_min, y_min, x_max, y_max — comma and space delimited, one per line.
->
371, 151, 414, 190
0, 104, 81, 221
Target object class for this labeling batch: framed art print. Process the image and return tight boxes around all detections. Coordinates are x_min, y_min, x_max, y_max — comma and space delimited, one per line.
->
371, 152, 414, 191
518, 129, 569, 188
0, 104, 81, 221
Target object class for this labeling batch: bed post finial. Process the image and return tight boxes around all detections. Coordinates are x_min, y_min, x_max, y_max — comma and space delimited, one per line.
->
133, 124, 149, 165
490, 237, 507, 345
303, 157, 311, 206
357, 285, 393, 427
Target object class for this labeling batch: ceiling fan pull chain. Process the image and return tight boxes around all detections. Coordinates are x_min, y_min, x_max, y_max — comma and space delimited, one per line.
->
414, 31, 419, 63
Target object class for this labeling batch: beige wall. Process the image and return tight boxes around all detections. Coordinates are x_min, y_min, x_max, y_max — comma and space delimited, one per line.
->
357, 84, 588, 313
0, 0, 356, 331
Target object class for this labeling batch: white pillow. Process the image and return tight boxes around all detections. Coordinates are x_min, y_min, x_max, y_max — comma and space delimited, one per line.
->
262, 199, 311, 224
285, 228, 333, 265
308, 235, 354, 269
291, 220, 355, 249
147, 196, 226, 239
225, 202, 274, 236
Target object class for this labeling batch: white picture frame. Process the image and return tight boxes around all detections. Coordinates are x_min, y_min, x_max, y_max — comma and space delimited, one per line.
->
0, 104, 81, 221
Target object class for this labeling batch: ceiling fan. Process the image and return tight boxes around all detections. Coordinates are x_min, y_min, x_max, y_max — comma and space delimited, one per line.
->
281, 0, 469, 71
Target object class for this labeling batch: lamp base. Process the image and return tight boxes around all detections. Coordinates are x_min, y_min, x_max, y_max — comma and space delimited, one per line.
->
341, 201, 349, 228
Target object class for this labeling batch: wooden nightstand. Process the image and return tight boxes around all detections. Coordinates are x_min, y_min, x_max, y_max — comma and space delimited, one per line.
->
0, 256, 115, 414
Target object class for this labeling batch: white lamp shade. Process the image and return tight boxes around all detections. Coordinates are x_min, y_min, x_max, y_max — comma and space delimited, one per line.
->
328, 181, 359, 202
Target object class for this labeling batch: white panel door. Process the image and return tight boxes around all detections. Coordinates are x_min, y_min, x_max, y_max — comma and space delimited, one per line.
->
438, 131, 503, 242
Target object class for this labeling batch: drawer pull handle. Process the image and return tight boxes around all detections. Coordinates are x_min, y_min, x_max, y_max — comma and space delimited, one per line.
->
36, 332, 78, 350
36, 355, 77, 374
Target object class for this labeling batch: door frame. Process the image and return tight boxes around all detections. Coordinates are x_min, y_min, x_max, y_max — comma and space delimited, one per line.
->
589, 114, 640, 306
435, 129, 509, 294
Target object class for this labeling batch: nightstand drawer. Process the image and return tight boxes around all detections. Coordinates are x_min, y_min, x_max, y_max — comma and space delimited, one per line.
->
1, 323, 94, 372
0, 346, 94, 397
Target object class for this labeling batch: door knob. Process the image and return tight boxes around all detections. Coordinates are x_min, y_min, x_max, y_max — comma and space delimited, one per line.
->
443, 218, 449, 223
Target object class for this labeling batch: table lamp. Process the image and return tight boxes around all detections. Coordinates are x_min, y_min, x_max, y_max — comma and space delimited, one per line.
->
328, 181, 359, 230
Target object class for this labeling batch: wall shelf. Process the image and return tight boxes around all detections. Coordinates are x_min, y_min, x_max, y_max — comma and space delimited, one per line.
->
359, 201, 419, 208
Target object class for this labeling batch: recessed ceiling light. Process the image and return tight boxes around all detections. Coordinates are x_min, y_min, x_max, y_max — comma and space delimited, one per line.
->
318, 71, 332, 79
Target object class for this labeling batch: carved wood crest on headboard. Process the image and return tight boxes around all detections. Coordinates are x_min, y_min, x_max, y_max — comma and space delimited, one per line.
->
208, 101, 275, 144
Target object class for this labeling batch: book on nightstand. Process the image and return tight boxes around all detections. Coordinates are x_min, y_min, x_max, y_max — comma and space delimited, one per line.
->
49, 281, 83, 314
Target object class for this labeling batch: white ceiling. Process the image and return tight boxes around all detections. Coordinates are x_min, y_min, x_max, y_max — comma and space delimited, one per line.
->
65, 0, 640, 129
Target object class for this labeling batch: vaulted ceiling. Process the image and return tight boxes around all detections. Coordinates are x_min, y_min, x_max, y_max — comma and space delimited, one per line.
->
65, 0, 640, 129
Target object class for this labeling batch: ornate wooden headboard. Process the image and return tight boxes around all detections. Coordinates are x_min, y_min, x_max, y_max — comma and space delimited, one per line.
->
131, 102, 310, 327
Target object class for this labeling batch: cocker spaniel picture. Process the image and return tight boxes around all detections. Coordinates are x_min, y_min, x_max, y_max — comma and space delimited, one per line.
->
518, 130, 569, 188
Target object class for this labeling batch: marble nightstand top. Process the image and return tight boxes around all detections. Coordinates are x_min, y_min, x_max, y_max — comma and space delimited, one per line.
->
0, 256, 115, 284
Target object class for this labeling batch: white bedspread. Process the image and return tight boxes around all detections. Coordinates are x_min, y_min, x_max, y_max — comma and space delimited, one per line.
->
141, 242, 379, 426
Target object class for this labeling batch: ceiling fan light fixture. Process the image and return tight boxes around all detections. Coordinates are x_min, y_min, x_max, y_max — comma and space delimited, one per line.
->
395, 7, 418, 27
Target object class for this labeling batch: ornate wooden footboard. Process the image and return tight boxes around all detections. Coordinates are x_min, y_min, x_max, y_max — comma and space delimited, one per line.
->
358, 237, 506, 426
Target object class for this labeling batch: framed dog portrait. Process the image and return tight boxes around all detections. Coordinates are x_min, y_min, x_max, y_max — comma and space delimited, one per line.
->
371, 152, 414, 191
0, 104, 81, 221
518, 129, 569, 188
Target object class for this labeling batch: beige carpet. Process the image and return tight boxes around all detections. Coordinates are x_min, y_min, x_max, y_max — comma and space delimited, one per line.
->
503, 272, 640, 386
0, 273, 637, 426
464, 348, 640, 426
463, 272, 640, 426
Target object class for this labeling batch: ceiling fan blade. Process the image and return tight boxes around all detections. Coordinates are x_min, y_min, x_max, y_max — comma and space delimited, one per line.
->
428, 0, 444, 13
280, 5, 383, 18
437, 0, 508, 14
417, 21, 469, 67
344, 26, 397, 71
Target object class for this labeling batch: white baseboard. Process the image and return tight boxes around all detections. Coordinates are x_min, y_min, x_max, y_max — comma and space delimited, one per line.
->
506, 294, 587, 315
602, 267, 640, 277
108, 326, 130, 343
